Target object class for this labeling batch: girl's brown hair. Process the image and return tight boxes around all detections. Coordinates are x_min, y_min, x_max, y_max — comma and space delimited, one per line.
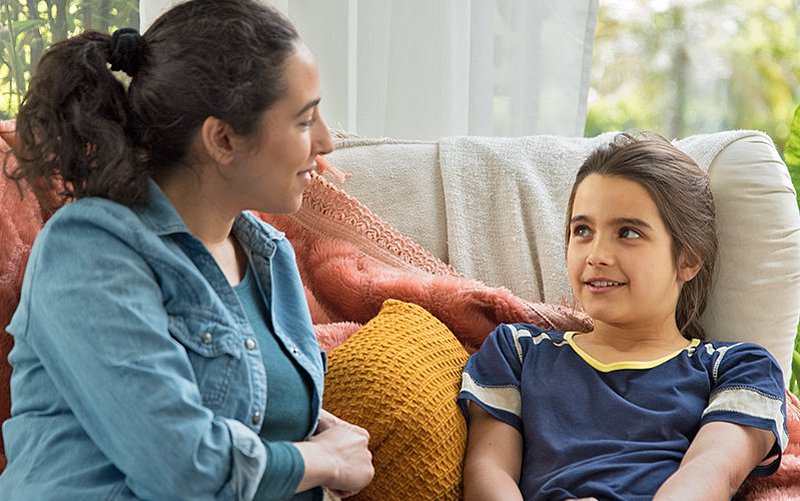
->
566, 132, 717, 340
9, 0, 299, 206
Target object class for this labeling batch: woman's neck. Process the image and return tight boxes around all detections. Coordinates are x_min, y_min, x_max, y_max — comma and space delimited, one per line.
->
154, 167, 247, 284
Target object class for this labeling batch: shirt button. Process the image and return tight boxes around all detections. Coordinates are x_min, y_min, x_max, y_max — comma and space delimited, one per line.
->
245, 338, 256, 350
291, 347, 299, 356
251, 411, 262, 425
201, 332, 213, 344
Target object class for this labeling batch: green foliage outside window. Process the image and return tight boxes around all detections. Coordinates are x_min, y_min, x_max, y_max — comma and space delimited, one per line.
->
784, 106, 800, 396
0, 0, 139, 119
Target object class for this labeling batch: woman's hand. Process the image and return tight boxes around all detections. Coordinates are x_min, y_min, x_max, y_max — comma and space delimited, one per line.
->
293, 409, 374, 496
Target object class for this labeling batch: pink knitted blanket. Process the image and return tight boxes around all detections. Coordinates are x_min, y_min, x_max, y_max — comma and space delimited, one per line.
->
259, 157, 799, 500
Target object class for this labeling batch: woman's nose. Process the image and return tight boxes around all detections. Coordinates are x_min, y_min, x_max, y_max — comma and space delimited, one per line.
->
313, 114, 334, 156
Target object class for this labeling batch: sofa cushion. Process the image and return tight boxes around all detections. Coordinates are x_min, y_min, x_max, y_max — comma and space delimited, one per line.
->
323, 299, 469, 500
694, 133, 800, 384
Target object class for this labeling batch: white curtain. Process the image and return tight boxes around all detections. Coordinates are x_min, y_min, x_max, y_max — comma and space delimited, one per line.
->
141, 0, 598, 139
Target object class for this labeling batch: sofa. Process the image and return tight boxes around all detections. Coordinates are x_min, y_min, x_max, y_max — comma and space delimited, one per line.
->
1, 120, 799, 499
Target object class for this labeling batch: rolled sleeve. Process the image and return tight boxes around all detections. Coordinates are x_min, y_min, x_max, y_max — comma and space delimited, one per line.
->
227, 419, 269, 500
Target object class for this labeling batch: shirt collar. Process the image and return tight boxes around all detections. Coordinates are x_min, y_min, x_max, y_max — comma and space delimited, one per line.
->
132, 180, 286, 245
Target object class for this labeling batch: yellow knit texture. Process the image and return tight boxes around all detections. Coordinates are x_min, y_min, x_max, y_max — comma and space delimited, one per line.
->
324, 299, 470, 501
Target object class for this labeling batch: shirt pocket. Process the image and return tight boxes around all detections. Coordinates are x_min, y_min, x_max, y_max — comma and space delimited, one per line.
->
168, 315, 244, 411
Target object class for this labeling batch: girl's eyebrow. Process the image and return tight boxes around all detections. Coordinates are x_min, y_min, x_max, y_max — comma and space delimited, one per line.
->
613, 217, 653, 229
294, 98, 321, 118
569, 215, 653, 230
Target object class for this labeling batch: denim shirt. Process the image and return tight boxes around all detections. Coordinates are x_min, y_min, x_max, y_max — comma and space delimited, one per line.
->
0, 181, 326, 500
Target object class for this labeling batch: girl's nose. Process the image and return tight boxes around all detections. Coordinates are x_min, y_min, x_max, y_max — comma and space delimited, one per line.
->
586, 239, 613, 266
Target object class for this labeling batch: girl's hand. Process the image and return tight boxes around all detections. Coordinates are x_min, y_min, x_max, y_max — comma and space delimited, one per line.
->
294, 409, 374, 496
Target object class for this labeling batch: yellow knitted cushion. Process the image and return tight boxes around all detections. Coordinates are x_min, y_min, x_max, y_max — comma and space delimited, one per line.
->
324, 299, 470, 501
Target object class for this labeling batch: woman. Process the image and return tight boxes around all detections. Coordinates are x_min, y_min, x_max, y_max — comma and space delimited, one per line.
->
0, 1, 373, 499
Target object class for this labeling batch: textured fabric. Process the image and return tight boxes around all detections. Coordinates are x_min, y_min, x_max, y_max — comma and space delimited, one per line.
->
0, 124, 42, 473
324, 299, 470, 501
326, 138, 447, 262
458, 324, 787, 500
233, 266, 315, 500
0, 181, 324, 500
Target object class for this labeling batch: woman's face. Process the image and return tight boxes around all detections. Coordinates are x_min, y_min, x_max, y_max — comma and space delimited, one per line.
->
228, 41, 333, 215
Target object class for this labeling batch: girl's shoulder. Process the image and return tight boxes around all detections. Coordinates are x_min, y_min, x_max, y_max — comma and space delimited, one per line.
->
691, 340, 785, 389
691, 339, 778, 363
492, 323, 567, 344
478, 323, 569, 366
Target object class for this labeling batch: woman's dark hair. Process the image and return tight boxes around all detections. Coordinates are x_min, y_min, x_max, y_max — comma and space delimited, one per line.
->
9, 0, 299, 205
565, 132, 718, 341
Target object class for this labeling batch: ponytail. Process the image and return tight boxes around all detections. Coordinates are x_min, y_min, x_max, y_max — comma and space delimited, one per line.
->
10, 30, 148, 205
9, 0, 300, 207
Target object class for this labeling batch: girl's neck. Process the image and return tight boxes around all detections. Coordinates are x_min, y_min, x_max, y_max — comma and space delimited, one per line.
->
573, 318, 692, 364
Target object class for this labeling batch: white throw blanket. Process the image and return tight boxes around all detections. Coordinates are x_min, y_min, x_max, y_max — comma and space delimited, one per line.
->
437, 130, 762, 304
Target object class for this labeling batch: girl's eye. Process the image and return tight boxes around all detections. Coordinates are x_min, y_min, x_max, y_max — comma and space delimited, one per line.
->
620, 227, 642, 239
572, 226, 592, 238
300, 118, 315, 128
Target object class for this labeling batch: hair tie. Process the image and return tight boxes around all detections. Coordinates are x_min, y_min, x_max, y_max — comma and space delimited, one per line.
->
108, 28, 145, 77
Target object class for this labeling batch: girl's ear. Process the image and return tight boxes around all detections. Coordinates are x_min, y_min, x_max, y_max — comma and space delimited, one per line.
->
678, 251, 702, 282
199, 116, 237, 165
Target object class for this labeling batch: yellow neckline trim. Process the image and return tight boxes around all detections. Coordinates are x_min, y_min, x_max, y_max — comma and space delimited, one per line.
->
564, 332, 700, 372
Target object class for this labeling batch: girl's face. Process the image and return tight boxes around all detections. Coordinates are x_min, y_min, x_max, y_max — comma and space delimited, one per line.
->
227, 41, 334, 214
567, 174, 695, 333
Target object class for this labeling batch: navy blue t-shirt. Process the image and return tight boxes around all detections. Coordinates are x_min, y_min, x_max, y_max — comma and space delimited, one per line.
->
458, 324, 787, 501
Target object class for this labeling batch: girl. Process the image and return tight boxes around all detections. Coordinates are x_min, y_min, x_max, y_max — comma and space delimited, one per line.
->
0, 1, 372, 499
458, 132, 787, 500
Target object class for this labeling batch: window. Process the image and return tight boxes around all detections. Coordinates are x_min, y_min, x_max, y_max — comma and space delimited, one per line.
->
0, 0, 139, 119
586, 0, 800, 152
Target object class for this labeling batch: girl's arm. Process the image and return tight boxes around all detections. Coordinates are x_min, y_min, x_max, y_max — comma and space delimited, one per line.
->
654, 421, 775, 500
463, 403, 524, 501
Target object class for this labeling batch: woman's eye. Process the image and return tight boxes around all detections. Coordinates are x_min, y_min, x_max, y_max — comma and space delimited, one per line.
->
620, 228, 642, 239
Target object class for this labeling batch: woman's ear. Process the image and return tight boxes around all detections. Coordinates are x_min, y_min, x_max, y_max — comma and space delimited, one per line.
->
677, 251, 702, 282
199, 116, 236, 165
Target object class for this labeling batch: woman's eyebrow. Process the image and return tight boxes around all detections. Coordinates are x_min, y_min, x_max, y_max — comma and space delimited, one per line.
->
294, 98, 321, 118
